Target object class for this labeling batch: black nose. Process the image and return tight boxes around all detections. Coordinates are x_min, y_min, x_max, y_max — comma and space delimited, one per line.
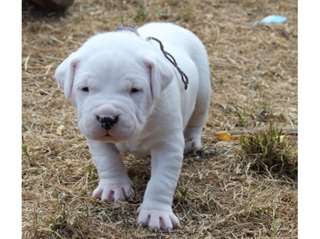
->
96, 115, 119, 130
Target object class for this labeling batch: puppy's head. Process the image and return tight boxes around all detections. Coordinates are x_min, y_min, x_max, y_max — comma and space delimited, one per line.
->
54, 36, 173, 142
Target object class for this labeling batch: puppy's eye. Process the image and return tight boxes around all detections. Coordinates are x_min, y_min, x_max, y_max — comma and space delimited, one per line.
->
80, 86, 89, 92
130, 87, 142, 94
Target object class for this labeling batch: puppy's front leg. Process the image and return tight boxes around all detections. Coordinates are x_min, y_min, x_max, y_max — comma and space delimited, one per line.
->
138, 134, 184, 231
88, 140, 133, 202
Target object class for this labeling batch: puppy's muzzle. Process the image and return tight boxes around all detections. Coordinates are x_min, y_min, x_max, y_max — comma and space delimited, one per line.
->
96, 114, 119, 130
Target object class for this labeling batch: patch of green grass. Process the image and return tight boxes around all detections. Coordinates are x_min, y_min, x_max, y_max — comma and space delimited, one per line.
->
240, 124, 297, 180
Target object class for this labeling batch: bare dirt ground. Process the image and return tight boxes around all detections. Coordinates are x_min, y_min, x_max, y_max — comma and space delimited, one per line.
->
22, 0, 297, 238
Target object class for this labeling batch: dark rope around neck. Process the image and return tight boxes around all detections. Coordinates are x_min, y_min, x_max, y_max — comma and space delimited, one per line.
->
146, 36, 189, 90
115, 26, 189, 90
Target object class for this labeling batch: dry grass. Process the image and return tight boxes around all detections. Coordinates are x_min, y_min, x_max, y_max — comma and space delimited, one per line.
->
22, 0, 297, 238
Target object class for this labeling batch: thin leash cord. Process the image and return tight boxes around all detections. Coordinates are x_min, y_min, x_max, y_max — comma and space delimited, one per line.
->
146, 36, 189, 90
116, 26, 189, 90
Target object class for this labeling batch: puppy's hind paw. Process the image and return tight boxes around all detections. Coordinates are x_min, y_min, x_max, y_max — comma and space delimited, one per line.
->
184, 138, 202, 154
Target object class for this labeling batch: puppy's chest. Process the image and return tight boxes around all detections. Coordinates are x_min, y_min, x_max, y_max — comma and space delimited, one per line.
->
115, 117, 162, 156
116, 139, 151, 157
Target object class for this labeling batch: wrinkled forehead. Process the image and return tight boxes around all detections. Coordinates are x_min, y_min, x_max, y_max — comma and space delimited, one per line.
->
77, 51, 148, 83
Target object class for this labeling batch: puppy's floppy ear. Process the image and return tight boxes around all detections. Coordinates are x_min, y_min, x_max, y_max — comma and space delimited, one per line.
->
143, 53, 174, 100
54, 52, 80, 100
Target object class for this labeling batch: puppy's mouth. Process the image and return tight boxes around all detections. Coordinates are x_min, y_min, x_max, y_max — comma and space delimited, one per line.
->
97, 129, 134, 143
80, 110, 139, 142
99, 131, 116, 141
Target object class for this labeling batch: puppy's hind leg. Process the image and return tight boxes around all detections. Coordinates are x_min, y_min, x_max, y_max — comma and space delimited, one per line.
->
184, 57, 212, 154
184, 125, 203, 154
184, 90, 211, 154
184, 93, 211, 154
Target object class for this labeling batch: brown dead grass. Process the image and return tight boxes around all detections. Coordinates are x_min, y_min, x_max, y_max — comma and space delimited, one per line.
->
22, 0, 297, 238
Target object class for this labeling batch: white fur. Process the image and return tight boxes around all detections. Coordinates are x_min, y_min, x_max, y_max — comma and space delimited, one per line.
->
54, 22, 212, 231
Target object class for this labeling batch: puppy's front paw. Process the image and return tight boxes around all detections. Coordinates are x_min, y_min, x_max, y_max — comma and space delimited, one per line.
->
137, 207, 179, 231
92, 178, 133, 202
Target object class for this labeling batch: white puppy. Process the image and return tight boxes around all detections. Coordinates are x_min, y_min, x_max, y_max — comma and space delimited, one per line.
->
55, 22, 212, 231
